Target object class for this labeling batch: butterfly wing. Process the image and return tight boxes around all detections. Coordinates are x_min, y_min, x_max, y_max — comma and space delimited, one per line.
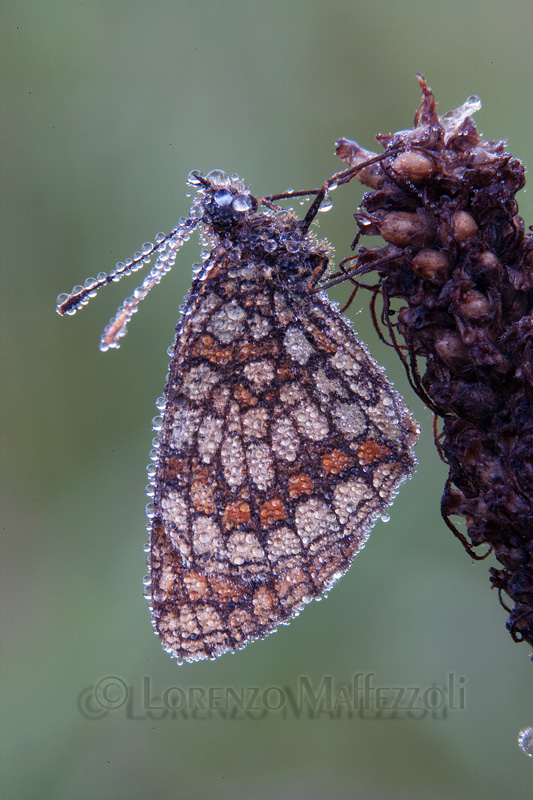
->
149, 279, 418, 662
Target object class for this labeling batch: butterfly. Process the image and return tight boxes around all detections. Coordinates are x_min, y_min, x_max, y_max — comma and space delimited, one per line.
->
57, 168, 418, 662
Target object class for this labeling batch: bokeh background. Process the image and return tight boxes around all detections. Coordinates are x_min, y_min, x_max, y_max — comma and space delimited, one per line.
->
2, 2, 532, 798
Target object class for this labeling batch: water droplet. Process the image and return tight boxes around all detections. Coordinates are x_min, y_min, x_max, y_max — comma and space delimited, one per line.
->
205, 169, 230, 186
214, 189, 233, 207
187, 169, 203, 186
232, 194, 253, 212
285, 240, 300, 253
319, 194, 333, 212
518, 727, 533, 757
264, 239, 277, 253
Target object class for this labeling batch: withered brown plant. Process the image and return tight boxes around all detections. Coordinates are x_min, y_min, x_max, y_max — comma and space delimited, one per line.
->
332, 75, 533, 651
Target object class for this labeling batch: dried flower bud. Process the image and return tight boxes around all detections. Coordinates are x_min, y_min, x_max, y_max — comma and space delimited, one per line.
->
335, 137, 385, 189
392, 151, 435, 183
451, 210, 478, 241
433, 330, 470, 371
456, 288, 492, 321
474, 251, 502, 285
378, 211, 431, 247
412, 249, 450, 282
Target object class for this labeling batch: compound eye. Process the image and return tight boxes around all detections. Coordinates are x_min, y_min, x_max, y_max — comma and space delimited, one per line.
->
232, 193, 253, 212
214, 189, 233, 207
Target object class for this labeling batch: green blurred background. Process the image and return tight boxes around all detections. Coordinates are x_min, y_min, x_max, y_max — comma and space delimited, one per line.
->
2, 1, 532, 798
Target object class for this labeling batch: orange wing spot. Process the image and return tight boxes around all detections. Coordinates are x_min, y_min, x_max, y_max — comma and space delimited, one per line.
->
190, 470, 217, 514
276, 361, 294, 381
234, 341, 259, 362
260, 498, 287, 526
195, 465, 209, 482
159, 455, 187, 484
233, 384, 258, 406
192, 334, 232, 365
357, 440, 392, 466
288, 473, 314, 498
208, 576, 243, 603
321, 449, 355, 475
235, 340, 278, 363
252, 585, 276, 615
222, 501, 252, 529
183, 570, 208, 601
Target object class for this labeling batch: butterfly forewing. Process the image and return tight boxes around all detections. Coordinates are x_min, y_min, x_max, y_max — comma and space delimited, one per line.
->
148, 205, 418, 662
